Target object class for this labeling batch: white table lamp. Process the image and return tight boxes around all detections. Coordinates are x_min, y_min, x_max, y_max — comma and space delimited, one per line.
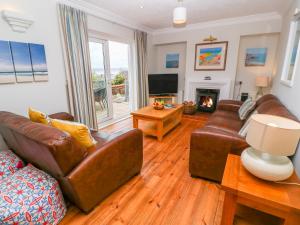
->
241, 114, 300, 181
255, 76, 269, 99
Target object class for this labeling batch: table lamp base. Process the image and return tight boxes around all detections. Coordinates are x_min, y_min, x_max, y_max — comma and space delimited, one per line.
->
241, 147, 294, 181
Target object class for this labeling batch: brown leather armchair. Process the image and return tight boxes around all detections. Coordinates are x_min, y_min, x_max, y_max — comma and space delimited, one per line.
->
189, 94, 298, 183
0, 111, 143, 213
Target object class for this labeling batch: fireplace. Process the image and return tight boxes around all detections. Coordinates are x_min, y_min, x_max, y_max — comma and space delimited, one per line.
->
196, 89, 220, 112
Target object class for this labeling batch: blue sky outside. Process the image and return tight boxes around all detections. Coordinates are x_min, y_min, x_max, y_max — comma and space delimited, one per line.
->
29, 43, 48, 73
89, 41, 129, 77
200, 47, 222, 54
10, 41, 33, 76
0, 40, 14, 74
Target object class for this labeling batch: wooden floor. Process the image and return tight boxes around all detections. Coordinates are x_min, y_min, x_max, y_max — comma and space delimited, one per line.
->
60, 115, 226, 225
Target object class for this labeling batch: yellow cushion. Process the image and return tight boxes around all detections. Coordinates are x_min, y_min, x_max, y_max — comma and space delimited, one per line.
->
50, 119, 96, 148
28, 107, 49, 125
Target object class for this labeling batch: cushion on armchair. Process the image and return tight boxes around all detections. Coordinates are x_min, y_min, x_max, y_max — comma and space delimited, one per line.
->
0, 149, 24, 180
0, 164, 66, 225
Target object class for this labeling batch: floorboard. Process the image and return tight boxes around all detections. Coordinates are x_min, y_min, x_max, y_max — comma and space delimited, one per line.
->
60, 115, 225, 225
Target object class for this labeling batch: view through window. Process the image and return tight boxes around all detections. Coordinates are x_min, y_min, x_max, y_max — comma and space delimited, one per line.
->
89, 40, 131, 123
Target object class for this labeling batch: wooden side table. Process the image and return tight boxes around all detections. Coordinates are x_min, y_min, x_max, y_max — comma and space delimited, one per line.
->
221, 154, 300, 225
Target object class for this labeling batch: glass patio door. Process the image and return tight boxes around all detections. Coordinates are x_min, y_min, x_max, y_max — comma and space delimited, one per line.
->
89, 39, 113, 122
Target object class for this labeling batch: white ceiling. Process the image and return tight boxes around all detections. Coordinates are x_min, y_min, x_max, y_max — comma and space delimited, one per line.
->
82, 0, 292, 30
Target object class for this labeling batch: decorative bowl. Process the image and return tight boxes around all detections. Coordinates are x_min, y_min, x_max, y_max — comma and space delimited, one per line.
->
153, 105, 164, 110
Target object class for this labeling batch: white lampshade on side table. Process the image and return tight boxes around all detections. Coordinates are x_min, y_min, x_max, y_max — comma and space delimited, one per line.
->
241, 114, 300, 181
255, 76, 269, 99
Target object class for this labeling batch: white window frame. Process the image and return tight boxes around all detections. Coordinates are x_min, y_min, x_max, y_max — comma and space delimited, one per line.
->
281, 12, 300, 87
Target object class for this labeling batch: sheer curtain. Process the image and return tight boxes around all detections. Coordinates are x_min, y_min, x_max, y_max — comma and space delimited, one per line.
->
58, 4, 97, 129
135, 30, 149, 108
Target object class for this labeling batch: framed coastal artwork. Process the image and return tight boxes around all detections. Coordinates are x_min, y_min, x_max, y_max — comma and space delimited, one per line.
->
166, 53, 179, 68
0, 40, 48, 84
0, 40, 16, 84
29, 43, 48, 81
10, 41, 34, 83
245, 48, 267, 66
194, 41, 228, 71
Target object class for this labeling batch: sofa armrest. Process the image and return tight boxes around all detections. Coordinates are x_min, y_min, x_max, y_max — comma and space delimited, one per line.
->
48, 112, 74, 121
189, 127, 248, 182
65, 128, 143, 212
217, 100, 243, 112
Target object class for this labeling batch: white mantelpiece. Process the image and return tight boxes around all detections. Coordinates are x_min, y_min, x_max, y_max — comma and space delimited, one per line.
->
186, 78, 231, 101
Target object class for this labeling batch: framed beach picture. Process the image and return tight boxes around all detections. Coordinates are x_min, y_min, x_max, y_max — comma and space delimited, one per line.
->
10, 41, 34, 83
0, 40, 16, 84
166, 53, 179, 68
245, 48, 267, 66
194, 41, 228, 71
29, 43, 48, 81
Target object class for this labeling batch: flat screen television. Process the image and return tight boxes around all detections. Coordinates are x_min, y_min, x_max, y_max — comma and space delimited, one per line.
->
148, 74, 178, 95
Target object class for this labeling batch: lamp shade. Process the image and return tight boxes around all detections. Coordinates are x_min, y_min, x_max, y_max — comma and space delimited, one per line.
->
173, 6, 187, 24
255, 76, 269, 87
246, 114, 300, 156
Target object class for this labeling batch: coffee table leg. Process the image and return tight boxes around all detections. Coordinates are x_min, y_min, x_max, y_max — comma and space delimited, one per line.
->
221, 192, 237, 225
133, 117, 139, 128
157, 120, 163, 141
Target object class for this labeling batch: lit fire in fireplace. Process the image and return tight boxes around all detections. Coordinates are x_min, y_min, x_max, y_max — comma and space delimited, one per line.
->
201, 96, 213, 108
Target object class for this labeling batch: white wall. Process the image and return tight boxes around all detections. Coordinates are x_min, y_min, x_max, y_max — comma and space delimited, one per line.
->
149, 42, 187, 102
272, 0, 300, 176
234, 33, 280, 100
149, 17, 282, 100
0, 0, 69, 116
88, 15, 134, 43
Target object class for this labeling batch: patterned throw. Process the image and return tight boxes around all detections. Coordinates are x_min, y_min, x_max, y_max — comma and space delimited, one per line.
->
238, 98, 256, 120
0, 164, 66, 225
0, 150, 24, 180
238, 110, 258, 137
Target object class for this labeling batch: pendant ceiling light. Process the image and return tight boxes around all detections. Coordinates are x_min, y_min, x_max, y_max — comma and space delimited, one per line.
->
173, 0, 187, 25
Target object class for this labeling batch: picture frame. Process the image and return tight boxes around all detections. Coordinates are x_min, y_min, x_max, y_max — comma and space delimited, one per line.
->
0, 40, 48, 84
194, 41, 228, 71
166, 53, 179, 68
10, 41, 34, 83
29, 43, 48, 82
245, 48, 267, 67
0, 40, 16, 84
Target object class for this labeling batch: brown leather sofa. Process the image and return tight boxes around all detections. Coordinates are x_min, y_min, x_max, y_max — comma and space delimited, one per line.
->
189, 94, 298, 183
0, 111, 143, 213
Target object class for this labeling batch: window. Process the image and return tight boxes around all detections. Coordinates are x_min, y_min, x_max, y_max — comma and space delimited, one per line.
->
281, 14, 300, 87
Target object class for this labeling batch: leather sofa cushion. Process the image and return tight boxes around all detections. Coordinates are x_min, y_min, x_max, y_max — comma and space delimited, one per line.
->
0, 111, 87, 178
206, 110, 243, 134
256, 100, 298, 121
256, 94, 278, 106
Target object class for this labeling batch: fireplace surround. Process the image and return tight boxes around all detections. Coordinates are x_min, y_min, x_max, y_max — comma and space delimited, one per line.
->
196, 89, 220, 112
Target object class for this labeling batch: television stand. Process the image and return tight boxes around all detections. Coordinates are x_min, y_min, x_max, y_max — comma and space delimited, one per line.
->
149, 95, 177, 105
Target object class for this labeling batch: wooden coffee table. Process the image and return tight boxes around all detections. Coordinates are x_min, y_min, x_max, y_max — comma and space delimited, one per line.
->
131, 105, 183, 141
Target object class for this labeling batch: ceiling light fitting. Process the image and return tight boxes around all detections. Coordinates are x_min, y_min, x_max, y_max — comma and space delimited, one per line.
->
173, 0, 187, 25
